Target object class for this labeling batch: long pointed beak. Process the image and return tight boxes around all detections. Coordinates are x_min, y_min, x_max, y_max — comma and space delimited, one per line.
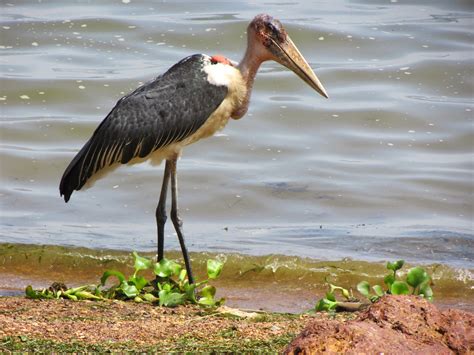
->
270, 35, 329, 99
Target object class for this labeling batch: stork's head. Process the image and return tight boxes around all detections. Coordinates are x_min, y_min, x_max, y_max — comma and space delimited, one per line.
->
248, 14, 328, 98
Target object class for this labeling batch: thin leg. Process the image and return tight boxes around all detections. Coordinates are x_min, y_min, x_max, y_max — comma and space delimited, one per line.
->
169, 158, 195, 284
156, 160, 172, 262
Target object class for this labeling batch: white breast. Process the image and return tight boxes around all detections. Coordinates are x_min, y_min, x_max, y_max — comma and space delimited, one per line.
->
203, 62, 240, 87
178, 61, 246, 146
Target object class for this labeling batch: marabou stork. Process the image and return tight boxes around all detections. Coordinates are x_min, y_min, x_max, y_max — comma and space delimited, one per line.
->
59, 14, 328, 284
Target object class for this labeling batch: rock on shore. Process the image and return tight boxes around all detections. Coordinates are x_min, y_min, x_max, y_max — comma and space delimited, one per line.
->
285, 295, 473, 354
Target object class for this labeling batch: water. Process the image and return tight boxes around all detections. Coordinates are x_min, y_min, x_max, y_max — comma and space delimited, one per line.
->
0, 1, 473, 309
1, 243, 473, 312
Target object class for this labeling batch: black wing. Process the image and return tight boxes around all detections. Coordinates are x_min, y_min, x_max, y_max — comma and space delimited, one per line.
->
60, 54, 227, 202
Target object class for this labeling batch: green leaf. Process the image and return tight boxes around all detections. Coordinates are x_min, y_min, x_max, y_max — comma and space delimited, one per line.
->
129, 275, 148, 291
372, 285, 384, 297
120, 282, 138, 298
197, 297, 216, 306
406, 267, 429, 289
132, 252, 153, 272
185, 283, 197, 303
357, 281, 371, 297
315, 298, 338, 312
386, 260, 405, 272
328, 284, 340, 294
207, 259, 224, 279
64, 293, 78, 301
315, 299, 326, 311
159, 290, 185, 307
25, 285, 42, 299
419, 283, 433, 300
154, 259, 181, 278
200, 285, 216, 299
162, 282, 172, 292
391, 281, 410, 295
341, 288, 351, 300
384, 274, 395, 288
75, 291, 102, 300
178, 269, 187, 283
142, 293, 159, 303
325, 292, 336, 302
198, 285, 218, 307
100, 270, 126, 286
64, 285, 89, 295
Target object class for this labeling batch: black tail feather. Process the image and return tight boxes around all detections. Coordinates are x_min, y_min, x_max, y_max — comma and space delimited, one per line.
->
59, 140, 93, 202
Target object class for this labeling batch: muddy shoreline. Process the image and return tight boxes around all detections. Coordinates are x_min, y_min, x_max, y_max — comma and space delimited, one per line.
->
0, 296, 331, 352
1, 295, 472, 353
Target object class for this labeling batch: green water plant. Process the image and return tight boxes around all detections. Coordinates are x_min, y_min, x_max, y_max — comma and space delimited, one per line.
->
315, 281, 358, 312
357, 260, 433, 302
315, 260, 433, 312
25, 252, 224, 307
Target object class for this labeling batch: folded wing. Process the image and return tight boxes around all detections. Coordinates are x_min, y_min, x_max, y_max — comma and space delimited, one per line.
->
60, 54, 227, 202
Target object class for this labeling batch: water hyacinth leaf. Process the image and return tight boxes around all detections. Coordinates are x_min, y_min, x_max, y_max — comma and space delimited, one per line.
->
169, 260, 182, 276
142, 293, 159, 302
372, 285, 384, 297
132, 251, 153, 272
387, 260, 404, 272
120, 282, 138, 298
370, 295, 380, 303
64, 285, 89, 295
341, 288, 351, 300
391, 281, 409, 295
207, 259, 224, 279
198, 296, 217, 306
25, 285, 42, 299
357, 281, 371, 297
178, 269, 187, 283
75, 291, 102, 300
185, 283, 197, 303
326, 292, 336, 302
198, 285, 217, 306
316, 298, 337, 312
419, 283, 433, 300
201, 285, 216, 299
162, 282, 172, 292
214, 297, 225, 307
129, 275, 148, 291
315, 299, 326, 311
384, 274, 395, 288
154, 259, 181, 278
329, 284, 339, 294
159, 290, 185, 307
100, 270, 126, 286
406, 267, 429, 288
65, 293, 78, 301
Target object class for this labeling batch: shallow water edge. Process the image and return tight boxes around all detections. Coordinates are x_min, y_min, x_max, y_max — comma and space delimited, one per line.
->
0, 242, 472, 313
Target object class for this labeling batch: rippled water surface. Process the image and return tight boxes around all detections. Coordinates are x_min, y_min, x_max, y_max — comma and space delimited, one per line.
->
1, 0, 473, 277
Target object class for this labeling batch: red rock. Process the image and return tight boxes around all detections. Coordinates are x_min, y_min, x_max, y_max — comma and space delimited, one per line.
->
285, 295, 474, 354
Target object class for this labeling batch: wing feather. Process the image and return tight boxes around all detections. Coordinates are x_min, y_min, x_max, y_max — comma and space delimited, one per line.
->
60, 54, 228, 202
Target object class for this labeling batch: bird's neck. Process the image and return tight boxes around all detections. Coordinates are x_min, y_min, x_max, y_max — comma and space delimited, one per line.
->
233, 46, 264, 119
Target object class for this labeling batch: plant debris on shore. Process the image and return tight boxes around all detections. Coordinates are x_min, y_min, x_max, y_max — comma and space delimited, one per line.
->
2, 295, 473, 352
0, 297, 350, 352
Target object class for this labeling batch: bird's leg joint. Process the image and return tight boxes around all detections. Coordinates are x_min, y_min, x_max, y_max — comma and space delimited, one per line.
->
170, 209, 183, 228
